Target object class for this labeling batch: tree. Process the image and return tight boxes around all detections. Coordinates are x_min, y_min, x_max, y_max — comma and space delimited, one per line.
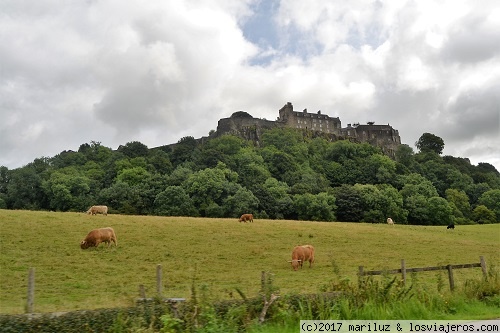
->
171, 136, 197, 166
233, 148, 271, 190
293, 192, 336, 221
261, 127, 308, 161
6, 166, 47, 210
426, 197, 453, 225
395, 144, 415, 168
377, 184, 408, 224
404, 195, 429, 225
334, 185, 363, 222
354, 184, 383, 222
399, 173, 439, 199
253, 178, 293, 219
79, 141, 113, 165
41, 168, 92, 211
147, 149, 173, 175
154, 186, 198, 216
50, 150, 87, 169
472, 205, 496, 224
290, 167, 329, 194
117, 141, 149, 159
183, 163, 237, 216
116, 167, 151, 187
478, 189, 500, 222
260, 147, 298, 182
222, 187, 259, 218
445, 189, 471, 222
415, 133, 445, 154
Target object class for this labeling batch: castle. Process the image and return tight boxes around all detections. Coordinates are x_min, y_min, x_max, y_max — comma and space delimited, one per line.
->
214, 102, 401, 157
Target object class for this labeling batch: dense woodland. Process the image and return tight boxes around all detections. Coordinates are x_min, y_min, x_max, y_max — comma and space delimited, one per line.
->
0, 128, 499, 225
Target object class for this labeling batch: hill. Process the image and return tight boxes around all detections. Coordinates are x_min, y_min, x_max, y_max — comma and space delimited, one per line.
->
0, 127, 499, 225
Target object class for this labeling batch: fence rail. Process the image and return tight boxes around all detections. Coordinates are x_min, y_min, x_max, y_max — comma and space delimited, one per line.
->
358, 256, 487, 291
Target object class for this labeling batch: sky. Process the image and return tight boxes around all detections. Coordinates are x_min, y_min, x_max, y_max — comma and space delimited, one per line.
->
1, 0, 499, 171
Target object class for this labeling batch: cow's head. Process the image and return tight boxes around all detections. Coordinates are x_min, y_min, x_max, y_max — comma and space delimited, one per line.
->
288, 259, 302, 271
80, 240, 90, 249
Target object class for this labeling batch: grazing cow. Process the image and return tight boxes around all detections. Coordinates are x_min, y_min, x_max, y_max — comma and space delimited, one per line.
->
447, 224, 455, 229
288, 245, 315, 271
80, 227, 117, 249
86, 205, 108, 216
387, 217, 395, 225
239, 214, 254, 223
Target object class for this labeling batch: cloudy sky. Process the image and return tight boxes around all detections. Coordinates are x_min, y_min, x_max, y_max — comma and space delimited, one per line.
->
1, 0, 499, 170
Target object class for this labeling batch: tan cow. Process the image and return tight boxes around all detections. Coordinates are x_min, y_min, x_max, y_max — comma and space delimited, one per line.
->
80, 227, 117, 249
387, 217, 395, 225
86, 205, 108, 216
239, 213, 254, 223
288, 244, 315, 271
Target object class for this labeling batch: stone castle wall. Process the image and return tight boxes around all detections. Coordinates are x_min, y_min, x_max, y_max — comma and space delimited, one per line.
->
160, 102, 402, 158
214, 103, 401, 157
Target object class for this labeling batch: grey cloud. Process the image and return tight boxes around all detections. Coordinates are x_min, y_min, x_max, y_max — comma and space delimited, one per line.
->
1, 0, 500, 172
440, 82, 500, 142
442, 16, 500, 64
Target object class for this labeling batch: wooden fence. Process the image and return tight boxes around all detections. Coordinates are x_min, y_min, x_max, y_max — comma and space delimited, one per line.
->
358, 256, 487, 291
24, 264, 185, 314
23, 257, 489, 313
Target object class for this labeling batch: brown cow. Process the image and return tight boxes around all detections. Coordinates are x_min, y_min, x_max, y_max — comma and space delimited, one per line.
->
288, 244, 315, 271
86, 205, 108, 216
239, 213, 254, 223
80, 227, 117, 249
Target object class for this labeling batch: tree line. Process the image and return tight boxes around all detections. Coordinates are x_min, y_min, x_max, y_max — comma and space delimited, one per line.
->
0, 128, 499, 225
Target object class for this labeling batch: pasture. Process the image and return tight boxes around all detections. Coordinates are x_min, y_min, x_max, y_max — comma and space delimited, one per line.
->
0, 209, 498, 314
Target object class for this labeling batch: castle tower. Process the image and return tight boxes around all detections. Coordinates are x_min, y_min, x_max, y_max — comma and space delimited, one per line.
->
278, 102, 341, 135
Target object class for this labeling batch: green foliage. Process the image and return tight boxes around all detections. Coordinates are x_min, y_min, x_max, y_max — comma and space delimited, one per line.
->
415, 133, 445, 155
154, 186, 198, 216
334, 185, 363, 222
253, 178, 292, 219
446, 189, 471, 222
223, 187, 259, 218
117, 167, 152, 187
117, 141, 150, 159
1, 130, 499, 226
478, 189, 500, 222
472, 205, 497, 224
426, 197, 453, 226
293, 192, 336, 221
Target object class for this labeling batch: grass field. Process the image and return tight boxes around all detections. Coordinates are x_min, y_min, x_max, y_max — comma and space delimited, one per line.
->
0, 209, 499, 314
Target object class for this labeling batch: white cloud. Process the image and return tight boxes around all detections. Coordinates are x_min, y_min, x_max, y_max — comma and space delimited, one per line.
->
1, 0, 499, 171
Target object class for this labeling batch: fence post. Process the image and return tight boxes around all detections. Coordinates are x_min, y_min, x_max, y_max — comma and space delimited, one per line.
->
401, 259, 406, 285
480, 256, 487, 279
26, 268, 35, 313
447, 265, 455, 291
156, 264, 162, 298
139, 284, 146, 298
358, 266, 364, 287
260, 271, 266, 294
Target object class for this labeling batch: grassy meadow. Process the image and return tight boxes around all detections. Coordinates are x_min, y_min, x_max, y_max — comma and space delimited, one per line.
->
0, 209, 499, 315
